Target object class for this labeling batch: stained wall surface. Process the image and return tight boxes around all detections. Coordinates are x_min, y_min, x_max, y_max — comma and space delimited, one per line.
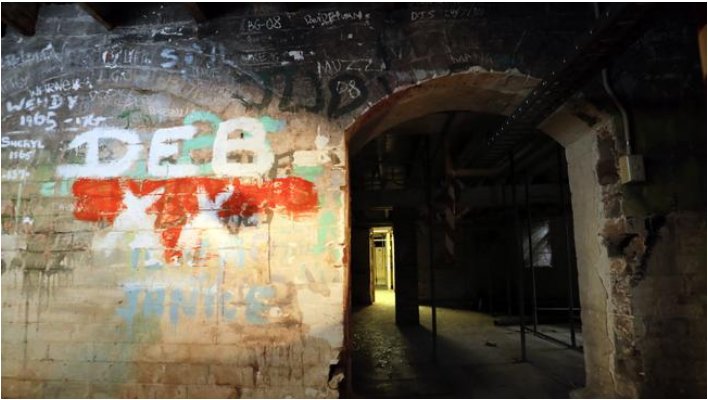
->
1, 3, 705, 398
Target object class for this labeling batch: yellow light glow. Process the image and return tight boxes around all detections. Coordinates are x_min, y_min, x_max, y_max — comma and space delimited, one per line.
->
374, 289, 396, 307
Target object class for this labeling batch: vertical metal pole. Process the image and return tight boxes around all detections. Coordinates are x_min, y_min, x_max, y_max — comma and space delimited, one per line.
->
510, 152, 527, 361
557, 147, 577, 348
426, 136, 438, 361
488, 256, 494, 314
502, 183, 513, 317
387, 231, 393, 290
390, 230, 396, 291
525, 173, 539, 334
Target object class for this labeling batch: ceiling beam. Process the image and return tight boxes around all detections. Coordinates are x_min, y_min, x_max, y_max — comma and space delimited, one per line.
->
456, 3, 654, 169
1, 3, 39, 36
184, 3, 208, 23
80, 3, 116, 30
352, 184, 562, 210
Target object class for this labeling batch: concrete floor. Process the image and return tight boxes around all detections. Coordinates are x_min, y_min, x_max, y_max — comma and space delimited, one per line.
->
351, 290, 585, 398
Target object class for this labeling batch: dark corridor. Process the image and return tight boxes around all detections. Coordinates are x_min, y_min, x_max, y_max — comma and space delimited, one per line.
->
349, 110, 586, 398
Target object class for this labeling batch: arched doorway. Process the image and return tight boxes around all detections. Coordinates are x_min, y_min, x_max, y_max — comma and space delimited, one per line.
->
344, 70, 628, 397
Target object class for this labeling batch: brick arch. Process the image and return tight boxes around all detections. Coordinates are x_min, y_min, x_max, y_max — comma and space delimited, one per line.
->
345, 69, 641, 398
345, 70, 610, 154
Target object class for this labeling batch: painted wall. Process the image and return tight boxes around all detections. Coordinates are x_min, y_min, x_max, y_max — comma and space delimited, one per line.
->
2, 5, 594, 397
2, 89, 348, 399
1, 3, 705, 398
0, 6, 355, 397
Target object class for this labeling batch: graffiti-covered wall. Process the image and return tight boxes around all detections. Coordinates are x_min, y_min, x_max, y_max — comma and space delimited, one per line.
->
0, 5, 372, 397
2, 4, 590, 396
5, 3, 704, 399
2, 74, 347, 398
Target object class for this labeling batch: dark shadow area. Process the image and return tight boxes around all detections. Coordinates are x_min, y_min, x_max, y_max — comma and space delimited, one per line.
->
349, 110, 585, 398
352, 291, 585, 398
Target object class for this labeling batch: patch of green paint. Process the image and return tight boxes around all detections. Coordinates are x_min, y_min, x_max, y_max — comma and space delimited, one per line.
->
125, 160, 149, 179
332, 191, 343, 207
118, 108, 153, 128
332, 247, 344, 263
198, 163, 213, 175
177, 155, 191, 166
40, 182, 55, 197
181, 111, 221, 162
293, 165, 323, 182
314, 210, 336, 255
318, 191, 327, 207
183, 111, 222, 134
182, 135, 215, 152
35, 165, 54, 181
117, 108, 139, 120
59, 179, 74, 196
260, 116, 286, 133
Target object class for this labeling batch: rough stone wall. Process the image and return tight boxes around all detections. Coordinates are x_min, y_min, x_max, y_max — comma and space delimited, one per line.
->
1, 2, 704, 399
565, 131, 618, 397
1, 4, 356, 398
578, 7, 707, 397
1, 3, 588, 398
633, 212, 707, 397
565, 94, 705, 398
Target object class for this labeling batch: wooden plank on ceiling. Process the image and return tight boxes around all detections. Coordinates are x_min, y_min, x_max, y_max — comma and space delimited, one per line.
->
80, 2, 116, 30
1, 2, 39, 36
184, 3, 208, 23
